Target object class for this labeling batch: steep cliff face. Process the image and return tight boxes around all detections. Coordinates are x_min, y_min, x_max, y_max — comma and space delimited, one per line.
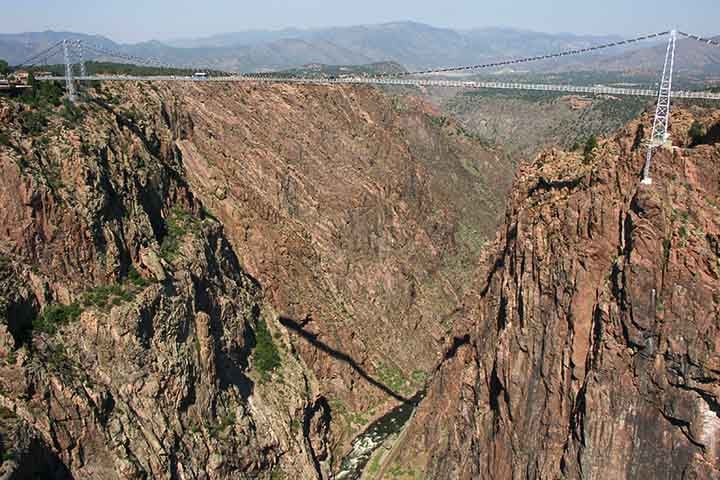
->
0, 91, 326, 479
95, 82, 511, 448
396, 107, 720, 479
0, 81, 511, 478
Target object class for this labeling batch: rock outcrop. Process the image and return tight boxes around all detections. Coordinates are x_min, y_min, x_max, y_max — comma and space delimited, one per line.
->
394, 107, 720, 479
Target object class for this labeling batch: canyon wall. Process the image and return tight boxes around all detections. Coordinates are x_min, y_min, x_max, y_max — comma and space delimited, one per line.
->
0, 81, 512, 478
394, 107, 720, 479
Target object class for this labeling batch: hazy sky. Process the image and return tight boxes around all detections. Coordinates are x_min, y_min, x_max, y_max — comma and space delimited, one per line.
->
2, 0, 719, 43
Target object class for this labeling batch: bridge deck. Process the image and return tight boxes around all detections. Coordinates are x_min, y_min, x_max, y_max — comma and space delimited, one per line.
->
38, 75, 720, 100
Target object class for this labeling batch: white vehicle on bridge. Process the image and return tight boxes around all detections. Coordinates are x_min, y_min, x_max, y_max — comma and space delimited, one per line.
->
192, 72, 208, 80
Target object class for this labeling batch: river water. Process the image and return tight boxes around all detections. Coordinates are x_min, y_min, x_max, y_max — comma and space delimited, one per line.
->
335, 392, 424, 480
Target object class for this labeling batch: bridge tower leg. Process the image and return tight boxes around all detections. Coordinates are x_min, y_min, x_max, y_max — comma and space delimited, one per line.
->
63, 39, 77, 102
642, 29, 677, 185
76, 40, 87, 78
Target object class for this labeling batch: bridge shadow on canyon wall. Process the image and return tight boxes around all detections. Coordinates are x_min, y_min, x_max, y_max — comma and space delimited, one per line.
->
279, 316, 472, 404
279, 316, 412, 403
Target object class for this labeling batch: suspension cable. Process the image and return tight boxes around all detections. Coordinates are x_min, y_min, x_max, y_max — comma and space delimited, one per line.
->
678, 31, 720, 48
14, 41, 65, 67
19, 29, 718, 82
81, 42, 230, 76
82, 43, 168, 68
390, 31, 671, 77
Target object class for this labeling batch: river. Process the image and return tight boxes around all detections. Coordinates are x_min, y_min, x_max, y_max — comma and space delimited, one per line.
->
335, 391, 424, 480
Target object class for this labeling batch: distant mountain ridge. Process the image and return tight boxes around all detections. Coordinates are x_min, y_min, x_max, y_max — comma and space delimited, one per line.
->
167, 28, 310, 48
162, 21, 625, 70
1, 22, 718, 75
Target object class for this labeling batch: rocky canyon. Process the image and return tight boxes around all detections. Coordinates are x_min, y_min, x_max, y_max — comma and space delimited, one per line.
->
0, 81, 510, 479
1, 79, 719, 480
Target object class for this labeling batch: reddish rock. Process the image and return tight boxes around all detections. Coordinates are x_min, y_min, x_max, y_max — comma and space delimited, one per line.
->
397, 108, 720, 479
0, 82, 512, 477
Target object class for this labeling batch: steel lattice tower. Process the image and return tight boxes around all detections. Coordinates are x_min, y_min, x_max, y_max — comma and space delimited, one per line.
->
76, 40, 87, 78
642, 30, 677, 184
63, 39, 77, 102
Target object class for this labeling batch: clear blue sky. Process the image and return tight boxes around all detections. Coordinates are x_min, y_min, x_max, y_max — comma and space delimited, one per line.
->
3, 0, 719, 43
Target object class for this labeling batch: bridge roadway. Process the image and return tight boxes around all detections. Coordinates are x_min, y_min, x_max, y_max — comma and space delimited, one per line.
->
38, 75, 720, 101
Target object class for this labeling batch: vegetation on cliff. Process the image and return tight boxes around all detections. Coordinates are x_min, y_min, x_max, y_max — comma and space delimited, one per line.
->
252, 317, 281, 379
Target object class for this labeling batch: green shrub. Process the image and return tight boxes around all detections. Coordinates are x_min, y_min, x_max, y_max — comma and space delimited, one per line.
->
662, 239, 672, 263
82, 284, 133, 309
269, 467, 287, 480
19, 110, 48, 135
377, 362, 409, 393
83, 286, 111, 307
160, 207, 202, 261
411, 369, 429, 385
0, 131, 10, 147
61, 99, 84, 124
583, 135, 598, 162
252, 317, 281, 379
207, 413, 236, 438
21, 76, 63, 108
428, 114, 449, 128
33, 303, 83, 334
689, 121, 706, 145
127, 265, 151, 288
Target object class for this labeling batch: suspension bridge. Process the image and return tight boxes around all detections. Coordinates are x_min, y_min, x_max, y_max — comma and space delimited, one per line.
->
12, 29, 720, 183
